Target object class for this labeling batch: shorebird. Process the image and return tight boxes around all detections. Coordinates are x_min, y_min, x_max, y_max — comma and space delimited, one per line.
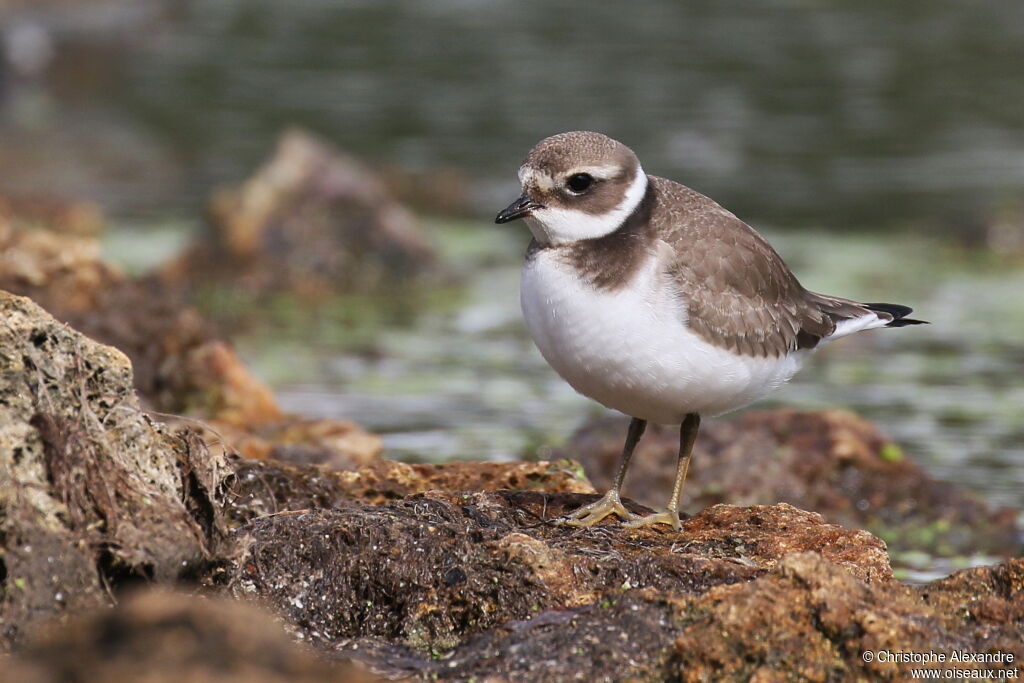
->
496, 131, 926, 529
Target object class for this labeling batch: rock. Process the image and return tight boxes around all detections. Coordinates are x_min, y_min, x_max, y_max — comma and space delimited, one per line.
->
939, 198, 1024, 257
225, 458, 594, 525
223, 492, 891, 656
39, 273, 284, 428
3, 288, 1021, 681
189, 416, 383, 468
0, 210, 120, 314
558, 410, 1021, 558
4, 589, 379, 683
413, 555, 1024, 682
670, 554, 1024, 682
164, 128, 438, 297
0, 292, 227, 651
0, 215, 280, 423
220, 482, 1022, 680
0, 195, 104, 237
395, 588, 690, 682
985, 198, 1024, 257
0, 213, 380, 464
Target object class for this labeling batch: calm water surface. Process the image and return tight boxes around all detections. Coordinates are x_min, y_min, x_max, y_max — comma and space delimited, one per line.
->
4, 0, 1024, 226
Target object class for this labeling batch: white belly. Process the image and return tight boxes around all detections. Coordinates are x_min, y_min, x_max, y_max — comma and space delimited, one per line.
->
520, 249, 808, 423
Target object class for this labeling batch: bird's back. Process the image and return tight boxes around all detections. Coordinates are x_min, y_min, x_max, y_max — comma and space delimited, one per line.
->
648, 176, 915, 358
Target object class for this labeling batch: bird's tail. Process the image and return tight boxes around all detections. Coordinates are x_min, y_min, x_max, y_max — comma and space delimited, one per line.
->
862, 302, 929, 327
809, 294, 929, 342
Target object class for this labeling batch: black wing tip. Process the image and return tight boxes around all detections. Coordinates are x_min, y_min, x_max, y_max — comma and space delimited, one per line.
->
886, 317, 929, 327
863, 302, 929, 327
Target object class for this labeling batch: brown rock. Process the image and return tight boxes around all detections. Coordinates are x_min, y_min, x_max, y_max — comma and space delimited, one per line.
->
4, 589, 379, 683
0, 213, 120, 313
0, 195, 104, 237
165, 128, 438, 297
223, 491, 891, 655
186, 415, 382, 468
0, 209, 380, 464
559, 410, 1020, 557
355, 556, 1024, 682
670, 554, 1024, 682
0, 292, 227, 651
925, 559, 1024, 626
0, 214, 281, 424
225, 458, 593, 525
214, 455, 1020, 681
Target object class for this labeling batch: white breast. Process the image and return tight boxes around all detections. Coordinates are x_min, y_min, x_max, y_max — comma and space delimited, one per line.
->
520, 248, 808, 423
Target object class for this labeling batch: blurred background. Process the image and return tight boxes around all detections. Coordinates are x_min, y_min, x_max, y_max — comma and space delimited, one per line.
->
1, 0, 1022, 508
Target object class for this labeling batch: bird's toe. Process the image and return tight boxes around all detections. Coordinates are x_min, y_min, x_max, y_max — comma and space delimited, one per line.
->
557, 491, 637, 527
621, 509, 681, 531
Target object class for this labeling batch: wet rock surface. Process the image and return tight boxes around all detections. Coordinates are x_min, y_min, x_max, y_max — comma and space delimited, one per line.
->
464, 554, 1024, 683
559, 410, 1021, 559
217, 484, 1022, 682
374, 555, 1024, 682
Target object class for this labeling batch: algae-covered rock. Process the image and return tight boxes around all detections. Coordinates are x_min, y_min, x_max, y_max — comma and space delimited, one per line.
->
0, 292, 227, 650
4, 589, 380, 683
218, 478, 1023, 681
225, 457, 594, 525
402, 555, 1024, 683
224, 491, 891, 655
561, 410, 1020, 558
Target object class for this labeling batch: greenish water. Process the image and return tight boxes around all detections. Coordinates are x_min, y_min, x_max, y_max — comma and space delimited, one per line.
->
146, 221, 1024, 515
5, 0, 1024, 228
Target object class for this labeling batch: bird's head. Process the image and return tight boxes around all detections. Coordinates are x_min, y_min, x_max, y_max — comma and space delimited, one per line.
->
496, 131, 648, 246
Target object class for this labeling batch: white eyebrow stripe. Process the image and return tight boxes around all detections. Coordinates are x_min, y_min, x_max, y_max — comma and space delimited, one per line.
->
519, 164, 622, 192
567, 164, 623, 180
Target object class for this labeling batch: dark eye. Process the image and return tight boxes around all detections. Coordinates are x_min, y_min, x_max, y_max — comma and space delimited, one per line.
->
566, 173, 594, 193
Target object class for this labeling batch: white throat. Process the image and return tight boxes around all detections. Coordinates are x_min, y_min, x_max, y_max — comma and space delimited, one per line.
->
525, 167, 648, 246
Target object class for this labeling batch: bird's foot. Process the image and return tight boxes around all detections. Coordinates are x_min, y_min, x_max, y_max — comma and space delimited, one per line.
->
557, 491, 638, 527
622, 509, 682, 531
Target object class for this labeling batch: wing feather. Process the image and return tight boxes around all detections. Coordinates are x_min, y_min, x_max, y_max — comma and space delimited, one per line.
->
649, 176, 864, 358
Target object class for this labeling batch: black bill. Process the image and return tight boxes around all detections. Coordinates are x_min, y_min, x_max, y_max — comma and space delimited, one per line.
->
495, 195, 543, 224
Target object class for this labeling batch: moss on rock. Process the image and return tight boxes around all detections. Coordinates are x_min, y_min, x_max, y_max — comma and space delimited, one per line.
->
0, 292, 227, 650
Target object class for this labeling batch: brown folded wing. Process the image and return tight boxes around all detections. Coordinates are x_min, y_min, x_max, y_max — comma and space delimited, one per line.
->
651, 177, 868, 358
